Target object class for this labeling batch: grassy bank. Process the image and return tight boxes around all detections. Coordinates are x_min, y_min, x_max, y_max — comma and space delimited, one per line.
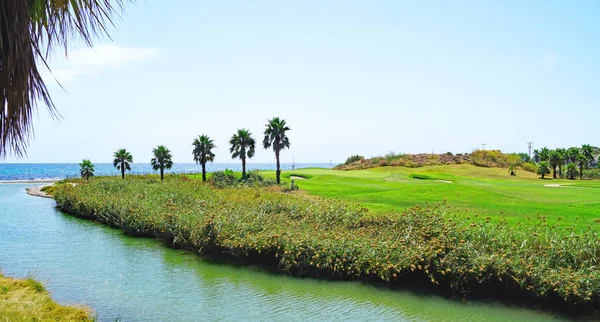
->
53, 176, 600, 312
0, 273, 92, 321
265, 165, 600, 228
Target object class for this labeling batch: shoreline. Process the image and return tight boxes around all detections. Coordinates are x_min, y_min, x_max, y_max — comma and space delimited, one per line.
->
0, 179, 60, 184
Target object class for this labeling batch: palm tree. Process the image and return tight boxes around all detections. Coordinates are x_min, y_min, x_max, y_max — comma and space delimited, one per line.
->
567, 147, 580, 164
263, 117, 291, 185
0, 1, 125, 158
79, 159, 95, 182
192, 135, 216, 182
548, 150, 560, 179
537, 161, 551, 179
555, 148, 566, 177
230, 129, 256, 178
566, 163, 578, 180
538, 147, 550, 162
581, 144, 594, 162
533, 149, 540, 163
113, 149, 133, 179
576, 152, 588, 180
151, 145, 173, 181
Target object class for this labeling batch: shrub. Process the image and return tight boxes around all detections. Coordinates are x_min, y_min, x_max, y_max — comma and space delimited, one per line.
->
210, 170, 236, 188
344, 155, 364, 165
240, 171, 277, 187
520, 162, 537, 173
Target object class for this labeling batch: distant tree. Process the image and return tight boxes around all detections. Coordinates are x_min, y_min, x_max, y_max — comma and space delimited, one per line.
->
113, 149, 133, 179
533, 149, 540, 163
567, 147, 580, 164
555, 148, 566, 177
192, 135, 216, 182
518, 153, 531, 163
576, 152, 588, 180
548, 150, 561, 179
263, 117, 291, 185
79, 159, 95, 182
539, 147, 550, 162
151, 145, 173, 181
230, 129, 256, 178
581, 144, 594, 162
537, 161, 551, 179
566, 163, 578, 180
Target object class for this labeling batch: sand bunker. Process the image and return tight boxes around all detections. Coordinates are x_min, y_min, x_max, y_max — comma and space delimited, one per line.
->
290, 176, 307, 180
438, 180, 452, 184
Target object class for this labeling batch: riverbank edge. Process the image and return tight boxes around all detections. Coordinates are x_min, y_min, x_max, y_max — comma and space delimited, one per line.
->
0, 272, 93, 321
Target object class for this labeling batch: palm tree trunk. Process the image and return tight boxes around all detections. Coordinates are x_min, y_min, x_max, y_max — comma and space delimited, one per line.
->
275, 149, 281, 184
160, 167, 164, 181
242, 157, 246, 178
202, 162, 206, 182
559, 165, 562, 178
121, 161, 125, 179
553, 167, 556, 179
580, 165, 583, 180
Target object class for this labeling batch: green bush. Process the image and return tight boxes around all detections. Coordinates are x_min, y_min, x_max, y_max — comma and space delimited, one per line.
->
52, 176, 600, 311
240, 171, 277, 187
210, 170, 236, 188
520, 162, 537, 173
344, 155, 364, 165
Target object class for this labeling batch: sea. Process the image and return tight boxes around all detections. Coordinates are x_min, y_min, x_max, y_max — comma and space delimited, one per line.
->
0, 163, 332, 181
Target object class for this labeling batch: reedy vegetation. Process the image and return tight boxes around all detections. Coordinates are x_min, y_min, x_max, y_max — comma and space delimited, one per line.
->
53, 176, 600, 311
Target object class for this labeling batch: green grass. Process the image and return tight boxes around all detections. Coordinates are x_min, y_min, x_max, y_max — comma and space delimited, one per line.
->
0, 272, 92, 321
263, 164, 600, 228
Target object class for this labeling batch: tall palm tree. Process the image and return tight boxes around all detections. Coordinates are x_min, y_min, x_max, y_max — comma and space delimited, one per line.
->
555, 148, 566, 178
151, 145, 173, 181
192, 135, 216, 182
581, 144, 594, 162
548, 150, 560, 179
230, 129, 256, 178
0, 1, 126, 158
576, 152, 587, 180
79, 159, 95, 182
533, 149, 540, 163
113, 149, 133, 179
263, 117, 291, 184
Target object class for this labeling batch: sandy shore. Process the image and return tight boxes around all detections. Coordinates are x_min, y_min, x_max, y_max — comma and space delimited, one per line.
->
25, 185, 54, 198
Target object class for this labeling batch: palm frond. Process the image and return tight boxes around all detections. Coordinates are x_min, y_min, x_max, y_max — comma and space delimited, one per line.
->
0, 0, 126, 158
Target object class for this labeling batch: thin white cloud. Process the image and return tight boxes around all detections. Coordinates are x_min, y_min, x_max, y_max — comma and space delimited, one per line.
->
43, 44, 159, 84
542, 52, 558, 69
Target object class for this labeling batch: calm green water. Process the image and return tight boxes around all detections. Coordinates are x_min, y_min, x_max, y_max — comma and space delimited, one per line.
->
0, 184, 568, 321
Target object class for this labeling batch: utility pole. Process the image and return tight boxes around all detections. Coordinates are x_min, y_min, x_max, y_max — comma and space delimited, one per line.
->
481, 143, 486, 150
526, 142, 534, 158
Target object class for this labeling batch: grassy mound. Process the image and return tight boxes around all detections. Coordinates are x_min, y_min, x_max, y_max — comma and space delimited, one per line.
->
0, 273, 92, 321
53, 176, 600, 312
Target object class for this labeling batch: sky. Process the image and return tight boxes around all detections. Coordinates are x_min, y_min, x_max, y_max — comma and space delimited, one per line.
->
5, 0, 600, 163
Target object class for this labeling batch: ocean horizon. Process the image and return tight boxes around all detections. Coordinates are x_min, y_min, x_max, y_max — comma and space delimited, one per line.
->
0, 163, 334, 181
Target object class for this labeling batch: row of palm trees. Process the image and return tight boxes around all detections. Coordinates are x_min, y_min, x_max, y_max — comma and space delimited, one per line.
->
533, 144, 595, 179
80, 117, 291, 184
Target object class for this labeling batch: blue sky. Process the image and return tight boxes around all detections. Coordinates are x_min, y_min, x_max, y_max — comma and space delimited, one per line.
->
7, 0, 600, 163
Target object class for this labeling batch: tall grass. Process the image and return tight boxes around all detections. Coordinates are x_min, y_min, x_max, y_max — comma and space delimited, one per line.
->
53, 176, 600, 311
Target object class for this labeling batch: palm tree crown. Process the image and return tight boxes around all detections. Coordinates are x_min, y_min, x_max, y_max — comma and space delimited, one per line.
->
263, 117, 291, 184
113, 149, 133, 179
192, 135, 216, 182
230, 129, 256, 177
151, 145, 173, 180
0, 0, 125, 158
79, 159, 95, 182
